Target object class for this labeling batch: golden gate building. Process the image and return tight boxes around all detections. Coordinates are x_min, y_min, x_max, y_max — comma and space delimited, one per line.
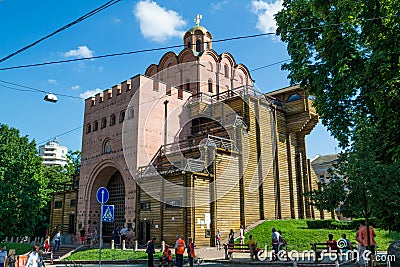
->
78, 22, 324, 246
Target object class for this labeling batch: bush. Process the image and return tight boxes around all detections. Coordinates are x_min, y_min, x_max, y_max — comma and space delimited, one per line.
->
306, 218, 379, 230
306, 220, 334, 229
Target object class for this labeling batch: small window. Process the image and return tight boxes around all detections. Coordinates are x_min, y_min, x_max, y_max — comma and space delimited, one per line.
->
208, 79, 213, 93
187, 42, 192, 49
104, 139, 112, 154
101, 118, 107, 129
224, 64, 229, 78
166, 199, 181, 208
128, 108, 134, 119
185, 80, 190, 92
286, 93, 302, 103
93, 121, 98, 131
119, 111, 125, 123
86, 123, 91, 134
70, 199, 76, 207
110, 114, 116, 126
140, 202, 150, 210
196, 40, 201, 52
54, 201, 62, 209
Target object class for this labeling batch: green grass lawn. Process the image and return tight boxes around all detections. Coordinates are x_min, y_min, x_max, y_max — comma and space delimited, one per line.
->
64, 249, 162, 261
242, 220, 400, 251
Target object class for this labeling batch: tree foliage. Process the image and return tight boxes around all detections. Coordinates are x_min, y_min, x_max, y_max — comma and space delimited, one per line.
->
0, 124, 46, 238
0, 124, 81, 238
276, 0, 400, 230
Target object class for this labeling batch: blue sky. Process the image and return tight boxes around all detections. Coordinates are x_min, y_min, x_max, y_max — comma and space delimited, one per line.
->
0, 0, 338, 158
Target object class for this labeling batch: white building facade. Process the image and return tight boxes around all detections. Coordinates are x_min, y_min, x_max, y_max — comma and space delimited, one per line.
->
39, 138, 68, 166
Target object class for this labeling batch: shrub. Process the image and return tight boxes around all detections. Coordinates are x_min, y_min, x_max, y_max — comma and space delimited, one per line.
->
306, 220, 334, 229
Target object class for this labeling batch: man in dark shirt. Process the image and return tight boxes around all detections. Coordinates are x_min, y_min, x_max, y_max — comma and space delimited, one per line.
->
146, 237, 156, 267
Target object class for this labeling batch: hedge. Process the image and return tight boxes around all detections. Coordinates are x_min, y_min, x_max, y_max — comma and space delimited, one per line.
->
306, 218, 378, 230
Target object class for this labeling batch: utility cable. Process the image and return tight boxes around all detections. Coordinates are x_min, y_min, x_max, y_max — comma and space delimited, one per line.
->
0, 79, 84, 99
0, 0, 121, 63
0, 57, 291, 100
0, 14, 396, 71
37, 91, 180, 145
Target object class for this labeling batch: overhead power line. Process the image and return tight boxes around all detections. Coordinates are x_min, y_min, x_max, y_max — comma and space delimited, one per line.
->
0, 79, 84, 99
0, 14, 396, 71
0, 0, 121, 63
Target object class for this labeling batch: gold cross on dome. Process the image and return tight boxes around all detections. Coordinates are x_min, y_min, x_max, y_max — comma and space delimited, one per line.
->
194, 14, 202, 26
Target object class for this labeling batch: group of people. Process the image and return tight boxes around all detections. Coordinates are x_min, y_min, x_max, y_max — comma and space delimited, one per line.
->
326, 220, 377, 266
0, 245, 45, 267
112, 226, 135, 247
79, 227, 99, 245
146, 235, 195, 267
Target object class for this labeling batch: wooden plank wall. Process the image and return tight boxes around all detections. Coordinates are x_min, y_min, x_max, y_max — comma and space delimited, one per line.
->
215, 153, 240, 243
242, 99, 263, 225
259, 103, 277, 219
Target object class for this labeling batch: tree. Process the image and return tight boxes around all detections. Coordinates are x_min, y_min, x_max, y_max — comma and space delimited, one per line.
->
0, 124, 47, 238
275, 0, 400, 230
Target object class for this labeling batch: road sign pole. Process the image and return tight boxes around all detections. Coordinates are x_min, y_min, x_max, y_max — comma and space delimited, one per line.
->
99, 192, 104, 266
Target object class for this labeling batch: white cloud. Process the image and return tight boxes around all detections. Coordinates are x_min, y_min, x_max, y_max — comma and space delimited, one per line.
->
210, 0, 229, 12
113, 17, 122, 24
251, 0, 283, 34
134, 0, 186, 42
71, 85, 80, 90
79, 88, 102, 99
64, 46, 94, 58
48, 79, 58, 85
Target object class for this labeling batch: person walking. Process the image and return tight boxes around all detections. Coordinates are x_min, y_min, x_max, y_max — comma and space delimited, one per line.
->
53, 231, 61, 252
271, 228, 280, 260
113, 227, 120, 247
239, 225, 245, 245
174, 235, 185, 267
44, 236, 50, 254
0, 245, 7, 267
146, 237, 156, 267
92, 227, 98, 244
216, 229, 221, 250
37, 250, 45, 267
79, 228, 86, 245
187, 237, 195, 267
24, 245, 39, 267
5, 249, 15, 267
120, 225, 128, 246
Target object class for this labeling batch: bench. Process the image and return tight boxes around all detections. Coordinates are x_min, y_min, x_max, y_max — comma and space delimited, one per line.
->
223, 243, 251, 259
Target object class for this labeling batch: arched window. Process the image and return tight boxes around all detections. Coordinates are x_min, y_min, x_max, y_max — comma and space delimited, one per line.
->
110, 114, 116, 126
101, 118, 107, 129
196, 40, 201, 52
208, 79, 213, 93
103, 139, 112, 154
86, 123, 91, 134
286, 93, 302, 103
224, 64, 229, 78
239, 75, 243, 84
187, 42, 192, 49
119, 111, 125, 123
93, 121, 98, 131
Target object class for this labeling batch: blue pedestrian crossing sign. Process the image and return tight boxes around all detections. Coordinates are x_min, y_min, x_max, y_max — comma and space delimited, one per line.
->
102, 205, 114, 222
96, 187, 109, 204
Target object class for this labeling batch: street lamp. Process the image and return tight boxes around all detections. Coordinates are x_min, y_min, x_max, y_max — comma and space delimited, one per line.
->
44, 93, 58, 103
